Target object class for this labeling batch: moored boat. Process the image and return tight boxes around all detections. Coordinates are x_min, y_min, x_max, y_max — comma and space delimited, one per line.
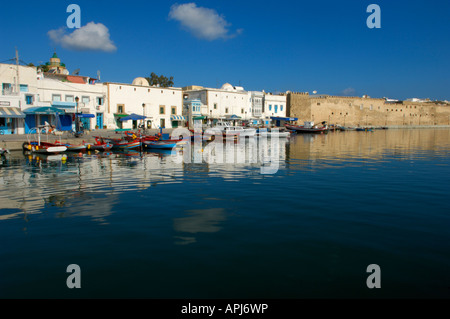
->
143, 139, 182, 149
211, 121, 256, 137
355, 127, 374, 132
104, 137, 142, 150
23, 141, 67, 154
85, 137, 113, 151
285, 121, 329, 134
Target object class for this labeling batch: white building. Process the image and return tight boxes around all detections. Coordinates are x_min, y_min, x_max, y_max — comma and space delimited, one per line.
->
34, 73, 107, 131
1, 52, 108, 134
248, 91, 264, 124
106, 78, 184, 130
183, 83, 252, 126
0, 63, 39, 134
262, 93, 287, 125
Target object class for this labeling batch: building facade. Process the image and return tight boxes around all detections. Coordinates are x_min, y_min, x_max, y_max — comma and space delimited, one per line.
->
106, 79, 184, 130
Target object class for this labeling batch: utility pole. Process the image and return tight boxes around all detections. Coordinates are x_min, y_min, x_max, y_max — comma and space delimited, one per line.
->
15, 48, 20, 90
15, 48, 21, 108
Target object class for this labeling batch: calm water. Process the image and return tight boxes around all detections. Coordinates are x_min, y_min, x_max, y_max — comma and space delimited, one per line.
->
1, 129, 450, 299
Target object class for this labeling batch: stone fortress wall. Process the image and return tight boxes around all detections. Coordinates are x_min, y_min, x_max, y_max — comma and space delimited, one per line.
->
287, 92, 450, 127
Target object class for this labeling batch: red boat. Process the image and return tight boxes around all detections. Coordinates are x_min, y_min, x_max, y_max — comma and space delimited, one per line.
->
23, 141, 67, 154
103, 137, 142, 150
85, 137, 113, 151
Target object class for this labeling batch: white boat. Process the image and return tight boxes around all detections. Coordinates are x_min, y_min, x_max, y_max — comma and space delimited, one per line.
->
211, 121, 256, 137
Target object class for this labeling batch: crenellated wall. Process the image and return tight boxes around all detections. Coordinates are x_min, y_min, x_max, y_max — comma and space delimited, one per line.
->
287, 93, 450, 127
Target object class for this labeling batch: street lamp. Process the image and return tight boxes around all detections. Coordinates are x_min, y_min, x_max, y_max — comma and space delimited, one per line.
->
142, 103, 146, 131
75, 96, 80, 133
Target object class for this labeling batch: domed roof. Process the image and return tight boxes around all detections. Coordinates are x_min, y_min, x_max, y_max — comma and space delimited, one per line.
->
221, 83, 234, 91
132, 77, 150, 87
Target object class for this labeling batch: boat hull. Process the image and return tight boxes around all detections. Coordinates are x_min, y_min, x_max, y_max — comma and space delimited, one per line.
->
143, 140, 181, 149
285, 125, 328, 134
23, 142, 67, 154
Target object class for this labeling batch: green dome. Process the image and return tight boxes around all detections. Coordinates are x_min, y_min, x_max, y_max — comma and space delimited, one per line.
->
52, 52, 59, 59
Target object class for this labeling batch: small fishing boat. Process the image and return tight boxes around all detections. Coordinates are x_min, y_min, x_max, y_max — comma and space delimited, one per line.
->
23, 141, 67, 154
85, 137, 113, 152
59, 142, 87, 152
285, 121, 329, 134
143, 139, 182, 149
23, 127, 67, 154
106, 138, 142, 150
211, 121, 256, 137
356, 127, 374, 132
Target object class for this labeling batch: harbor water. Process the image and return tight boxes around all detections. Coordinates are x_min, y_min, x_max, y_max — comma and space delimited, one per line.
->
1, 128, 450, 298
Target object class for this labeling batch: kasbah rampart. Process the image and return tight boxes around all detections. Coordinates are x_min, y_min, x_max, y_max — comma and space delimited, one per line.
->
286, 92, 450, 127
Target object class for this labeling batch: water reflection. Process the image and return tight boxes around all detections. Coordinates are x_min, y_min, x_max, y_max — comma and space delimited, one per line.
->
173, 208, 227, 245
0, 129, 449, 225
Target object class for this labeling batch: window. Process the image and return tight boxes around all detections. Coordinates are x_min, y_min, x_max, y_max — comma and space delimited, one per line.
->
370, 105, 373, 110
360, 104, 364, 110
2, 83, 12, 94
20, 84, 28, 92
269, 105, 272, 111
65, 95, 74, 102
281, 105, 284, 111
160, 105, 165, 114
52, 94, 61, 102
26, 95, 33, 105
96, 97, 104, 105
317, 103, 321, 106
117, 104, 125, 114
82, 96, 90, 104
241, 108, 244, 114
214, 103, 217, 110
172, 106, 176, 115
225, 108, 229, 114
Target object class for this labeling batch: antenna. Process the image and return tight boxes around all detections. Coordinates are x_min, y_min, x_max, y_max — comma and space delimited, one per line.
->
97, 70, 101, 81
72, 68, 80, 75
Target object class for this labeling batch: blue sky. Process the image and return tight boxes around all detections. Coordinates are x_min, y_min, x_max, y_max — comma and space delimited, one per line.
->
1, 0, 449, 100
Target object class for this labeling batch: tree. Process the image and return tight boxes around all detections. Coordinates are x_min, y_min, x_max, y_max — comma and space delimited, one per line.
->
37, 64, 50, 72
145, 72, 174, 88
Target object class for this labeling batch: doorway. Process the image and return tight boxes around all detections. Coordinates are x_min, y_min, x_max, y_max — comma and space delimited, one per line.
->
96, 113, 103, 129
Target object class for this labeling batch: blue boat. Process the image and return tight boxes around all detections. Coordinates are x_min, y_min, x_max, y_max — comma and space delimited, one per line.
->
143, 140, 181, 149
